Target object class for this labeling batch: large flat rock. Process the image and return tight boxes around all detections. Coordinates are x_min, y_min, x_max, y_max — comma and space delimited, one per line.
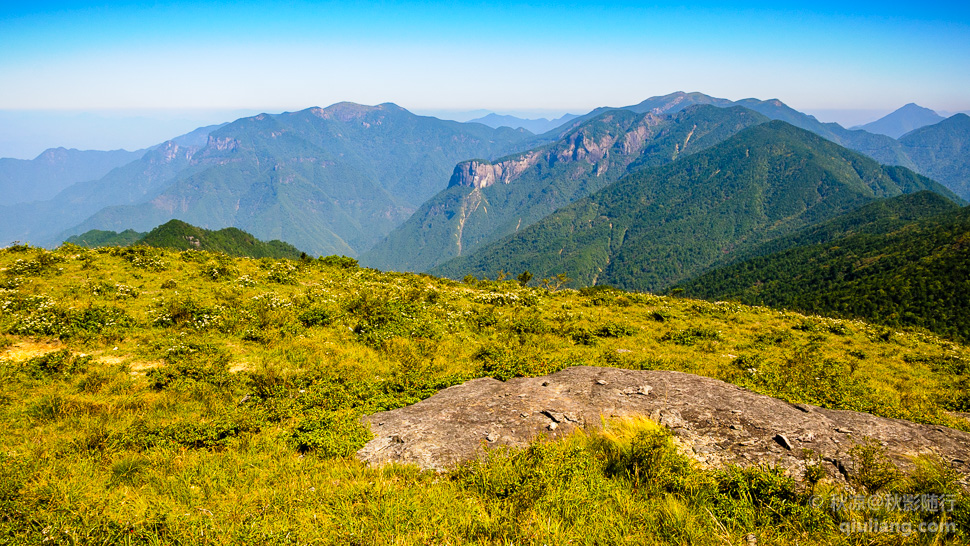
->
358, 366, 970, 482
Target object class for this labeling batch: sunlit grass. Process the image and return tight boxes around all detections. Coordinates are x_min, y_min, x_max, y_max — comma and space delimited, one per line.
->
0, 243, 968, 543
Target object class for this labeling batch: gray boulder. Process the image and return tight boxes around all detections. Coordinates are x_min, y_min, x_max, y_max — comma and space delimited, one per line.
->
358, 366, 970, 484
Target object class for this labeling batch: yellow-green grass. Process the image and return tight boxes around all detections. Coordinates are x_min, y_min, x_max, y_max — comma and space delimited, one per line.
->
1, 243, 968, 544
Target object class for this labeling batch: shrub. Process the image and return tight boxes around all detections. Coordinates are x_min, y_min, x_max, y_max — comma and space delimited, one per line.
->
291, 409, 372, 457
594, 321, 637, 338
474, 343, 567, 381
849, 439, 898, 493
660, 326, 722, 346
569, 326, 597, 345
507, 313, 549, 336
119, 415, 261, 450
318, 255, 358, 269
347, 293, 440, 347
150, 295, 222, 330
147, 340, 234, 390
578, 284, 623, 306
264, 260, 298, 284
109, 246, 168, 271
201, 260, 238, 280
711, 465, 810, 528
591, 418, 691, 493
298, 306, 336, 327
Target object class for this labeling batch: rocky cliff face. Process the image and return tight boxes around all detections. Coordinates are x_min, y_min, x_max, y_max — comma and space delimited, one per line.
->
358, 366, 970, 484
447, 112, 666, 190
446, 151, 544, 189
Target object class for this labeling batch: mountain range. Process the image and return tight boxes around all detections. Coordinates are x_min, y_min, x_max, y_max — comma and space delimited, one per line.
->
467, 113, 580, 134
0, 147, 145, 205
1, 92, 967, 288
431, 121, 959, 292
365, 94, 969, 275
0, 103, 532, 256
361, 105, 768, 272
897, 114, 970, 200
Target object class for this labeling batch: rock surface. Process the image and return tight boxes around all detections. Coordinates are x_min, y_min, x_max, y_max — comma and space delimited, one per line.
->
358, 366, 970, 483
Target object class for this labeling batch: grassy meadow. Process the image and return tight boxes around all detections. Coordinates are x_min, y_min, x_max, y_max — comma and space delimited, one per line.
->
1, 243, 968, 544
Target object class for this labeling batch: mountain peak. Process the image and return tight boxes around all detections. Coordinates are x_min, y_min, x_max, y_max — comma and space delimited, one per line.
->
307, 102, 403, 122
855, 103, 943, 138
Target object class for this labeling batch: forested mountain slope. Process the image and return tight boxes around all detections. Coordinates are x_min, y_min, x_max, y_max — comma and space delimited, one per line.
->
361, 105, 767, 272
676, 192, 970, 342
433, 121, 959, 292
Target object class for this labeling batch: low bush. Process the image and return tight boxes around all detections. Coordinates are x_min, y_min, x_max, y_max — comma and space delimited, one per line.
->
660, 326, 723, 346
291, 408, 371, 456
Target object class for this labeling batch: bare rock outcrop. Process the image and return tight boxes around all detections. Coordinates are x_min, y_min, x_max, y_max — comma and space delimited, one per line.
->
446, 113, 666, 190
358, 366, 970, 483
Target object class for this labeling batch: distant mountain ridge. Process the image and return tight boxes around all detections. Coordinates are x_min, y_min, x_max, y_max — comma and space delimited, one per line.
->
0, 140, 200, 246
0, 102, 534, 256
0, 147, 145, 205
552, 92, 927, 169
467, 113, 580, 134
3, 93, 968, 268
432, 121, 960, 292
66, 219, 305, 259
853, 103, 945, 139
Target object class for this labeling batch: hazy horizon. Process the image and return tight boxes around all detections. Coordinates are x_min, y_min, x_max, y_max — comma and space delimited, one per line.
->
2, 101, 967, 160
2, 1, 968, 158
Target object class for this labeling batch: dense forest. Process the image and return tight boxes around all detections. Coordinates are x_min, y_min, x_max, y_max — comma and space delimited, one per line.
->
677, 194, 970, 342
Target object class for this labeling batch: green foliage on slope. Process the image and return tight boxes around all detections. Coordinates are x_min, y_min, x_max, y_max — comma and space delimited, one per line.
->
900, 114, 970, 200
433, 121, 959, 292
66, 219, 306, 259
64, 228, 145, 248
677, 193, 970, 343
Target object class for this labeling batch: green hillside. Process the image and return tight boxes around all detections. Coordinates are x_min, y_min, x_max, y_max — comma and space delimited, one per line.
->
900, 114, 970, 200
361, 105, 768, 272
676, 193, 970, 342
433, 121, 959, 292
0, 242, 967, 543
722, 190, 960, 262
64, 228, 145, 248
66, 219, 305, 259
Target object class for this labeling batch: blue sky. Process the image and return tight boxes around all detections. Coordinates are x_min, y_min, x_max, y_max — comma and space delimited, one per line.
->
1, 1, 968, 157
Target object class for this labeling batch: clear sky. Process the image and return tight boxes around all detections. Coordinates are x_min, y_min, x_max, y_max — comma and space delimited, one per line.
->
1, 1, 968, 157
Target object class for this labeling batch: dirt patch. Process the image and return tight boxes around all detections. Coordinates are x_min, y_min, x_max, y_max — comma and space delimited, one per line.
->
128, 360, 164, 373
0, 340, 65, 362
